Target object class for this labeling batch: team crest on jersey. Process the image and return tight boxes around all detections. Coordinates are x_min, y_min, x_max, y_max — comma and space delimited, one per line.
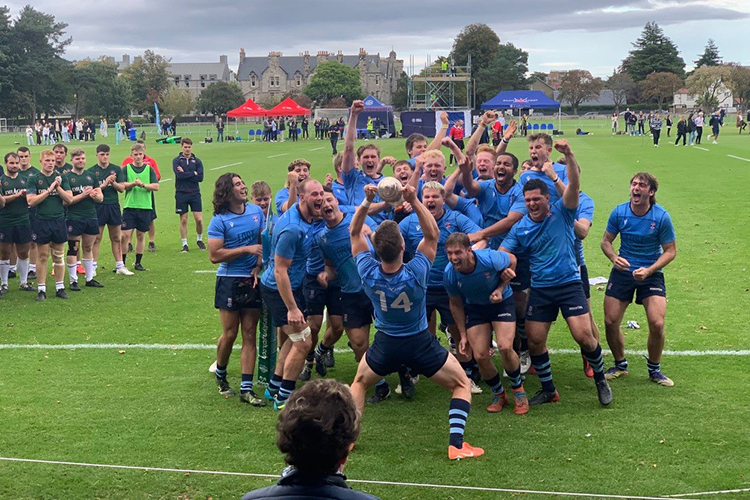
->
70, 177, 76, 183
485, 272, 491, 279
229, 222, 234, 228
38, 180, 44, 186
445, 222, 452, 229
68, 225, 74, 233
3, 181, 7, 186
252, 216, 259, 222
650, 222, 656, 231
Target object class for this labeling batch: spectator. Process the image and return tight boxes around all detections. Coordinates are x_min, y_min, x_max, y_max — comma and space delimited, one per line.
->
279, 116, 286, 143
216, 118, 225, 142
665, 114, 672, 137
637, 111, 646, 135
611, 112, 618, 135
240, 379, 380, 500
687, 112, 696, 145
623, 108, 632, 135
675, 115, 687, 146
737, 113, 747, 134
170, 117, 177, 136
694, 112, 704, 144
25, 125, 34, 146
709, 111, 721, 144
301, 116, 309, 140
650, 113, 662, 147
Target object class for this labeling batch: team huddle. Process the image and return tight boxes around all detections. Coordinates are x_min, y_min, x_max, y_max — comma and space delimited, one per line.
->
206, 101, 677, 461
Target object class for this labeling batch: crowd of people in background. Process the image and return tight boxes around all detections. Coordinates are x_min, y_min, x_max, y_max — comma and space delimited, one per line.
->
611, 107, 737, 147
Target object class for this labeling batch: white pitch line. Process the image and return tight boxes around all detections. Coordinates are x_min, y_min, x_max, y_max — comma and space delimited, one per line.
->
308, 147, 325, 151
159, 178, 173, 183
694, 147, 710, 151
193, 270, 217, 274
267, 153, 289, 158
0, 344, 748, 357
209, 161, 244, 171
667, 487, 750, 497
0, 457, 694, 500
727, 154, 750, 163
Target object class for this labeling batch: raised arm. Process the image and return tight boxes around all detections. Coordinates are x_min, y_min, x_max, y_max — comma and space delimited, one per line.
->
495, 120, 517, 155
350, 184, 378, 257
441, 136, 465, 165
458, 153, 481, 197
554, 140, 579, 209
342, 100, 364, 174
426, 112, 449, 151
466, 111, 495, 157
403, 184, 438, 262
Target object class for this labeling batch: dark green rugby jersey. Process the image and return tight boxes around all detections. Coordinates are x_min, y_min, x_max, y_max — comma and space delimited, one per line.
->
65, 169, 99, 220
18, 166, 40, 182
0, 174, 30, 227
88, 164, 124, 205
26, 171, 70, 220
56, 162, 73, 175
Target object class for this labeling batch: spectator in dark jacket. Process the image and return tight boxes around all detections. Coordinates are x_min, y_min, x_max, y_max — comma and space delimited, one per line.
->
241, 380, 380, 500
675, 116, 687, 146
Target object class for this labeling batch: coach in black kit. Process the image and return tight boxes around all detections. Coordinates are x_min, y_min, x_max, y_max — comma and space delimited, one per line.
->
172, 138, 205, 253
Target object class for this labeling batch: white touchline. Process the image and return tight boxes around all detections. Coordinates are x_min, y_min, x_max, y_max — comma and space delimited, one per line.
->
193, 270, 217, 274
308, 147, 325, 151
159, 178, 173, 183
0, 344, 748, 357
267, 153, 289, 158
210, 161, 244, 171
727, 154, 750, 163
694, 147, 710, 151
667, 487, 750, 497
0, 457, 695, 500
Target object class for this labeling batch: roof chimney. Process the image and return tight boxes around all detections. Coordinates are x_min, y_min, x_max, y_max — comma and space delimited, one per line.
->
220, 54, 228, 65
239, 47, 246, 60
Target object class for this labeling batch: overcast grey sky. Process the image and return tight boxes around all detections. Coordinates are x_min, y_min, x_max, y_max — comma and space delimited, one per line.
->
5, 0, 749, 78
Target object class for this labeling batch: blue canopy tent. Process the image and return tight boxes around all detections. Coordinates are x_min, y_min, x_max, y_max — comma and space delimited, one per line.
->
356, 95, 396, 138
481, 90, 561, 131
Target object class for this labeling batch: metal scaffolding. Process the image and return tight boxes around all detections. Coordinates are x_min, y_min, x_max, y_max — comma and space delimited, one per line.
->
407, 54, 472, 110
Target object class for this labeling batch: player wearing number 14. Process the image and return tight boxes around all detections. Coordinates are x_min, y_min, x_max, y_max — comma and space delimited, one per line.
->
349, 183, 484, 461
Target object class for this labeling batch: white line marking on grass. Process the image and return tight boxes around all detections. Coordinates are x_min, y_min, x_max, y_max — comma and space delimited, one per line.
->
159, 178, 172, 183
727, 154, 750, 162
667, 487, 750, 497
1, 344, 748, 357
267, 153, 289, 158
308, 147, 325, 151
193, 270, 217, 274
209, 161, 244, 171
694, 147, 710, 151
0, 457, 695, 500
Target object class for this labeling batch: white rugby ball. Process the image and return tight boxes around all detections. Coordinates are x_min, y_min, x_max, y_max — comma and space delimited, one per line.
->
378, 177, 403, 204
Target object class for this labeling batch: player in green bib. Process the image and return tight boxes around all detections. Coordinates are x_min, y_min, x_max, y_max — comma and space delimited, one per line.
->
26, 150, 74, 300
64, 148, 104, 290
121, 143, 159, 271
0, 153, 35, 295
89, 144, 133, 276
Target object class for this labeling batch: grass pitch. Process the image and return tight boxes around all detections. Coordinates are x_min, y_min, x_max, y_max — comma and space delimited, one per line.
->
1, 120, 749, 499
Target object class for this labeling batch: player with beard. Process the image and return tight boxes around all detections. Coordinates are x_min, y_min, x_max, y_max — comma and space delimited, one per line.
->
500, 140, 612, 407
0, 153, 35, 294
313, 189, 381, 384
260, 178, 324, 410
276, 159, 310, 214
207, 173, 266, 405
444, 232, 529, 414
350, 183, 484, 460
26, 150, 74, 300
465, 111, 517, 181
601, 172, 676, 387
400, 177, 486, 391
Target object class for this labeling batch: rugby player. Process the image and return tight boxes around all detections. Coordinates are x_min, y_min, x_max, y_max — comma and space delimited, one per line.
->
122, 140, 161, 252
519, 133, 568, 204
90, 144, 133, 276
444, 233, 529, 414
275, 159, 310, 214
501, 140, 613, 406
260, 178, 324, 410
350, 183, 484, 461
121, 144, 160, 271
64, 149, 104, 289
207, 172, 266, 405
17, 147, 39, 280
26, 150, 74, 300
0, 153, 34, 294
601, 173, 676, 387
53, 143, 73, 175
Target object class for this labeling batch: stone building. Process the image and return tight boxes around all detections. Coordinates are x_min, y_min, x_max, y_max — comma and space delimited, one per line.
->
235, 48, 403, 105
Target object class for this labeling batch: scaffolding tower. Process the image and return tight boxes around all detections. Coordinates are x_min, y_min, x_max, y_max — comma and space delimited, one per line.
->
407, 54, 472, 110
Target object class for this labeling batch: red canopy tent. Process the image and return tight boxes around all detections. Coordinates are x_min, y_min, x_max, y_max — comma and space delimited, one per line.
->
226, 98, 267, 117
267, 97, 311, 116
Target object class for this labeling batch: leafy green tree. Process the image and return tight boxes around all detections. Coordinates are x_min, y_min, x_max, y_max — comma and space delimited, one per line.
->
159, 86, 194, 117
639, 71, 684, 110
558, 70, 603, 115
450, 23, 501, 75
8, 6, 72, 119
474, 42, 529, 106
196, 81, 245, 115
72, 59, 131, 119
695, 39, 722, 69
606, 70, 637, 112
304, 61, 363, 106
121, 50, 171, 113
0, 7, 15, 116
392, 71, 409, 110
687, 65, 731, 110
727, 64, 750, 113
621, 22, 685, 82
